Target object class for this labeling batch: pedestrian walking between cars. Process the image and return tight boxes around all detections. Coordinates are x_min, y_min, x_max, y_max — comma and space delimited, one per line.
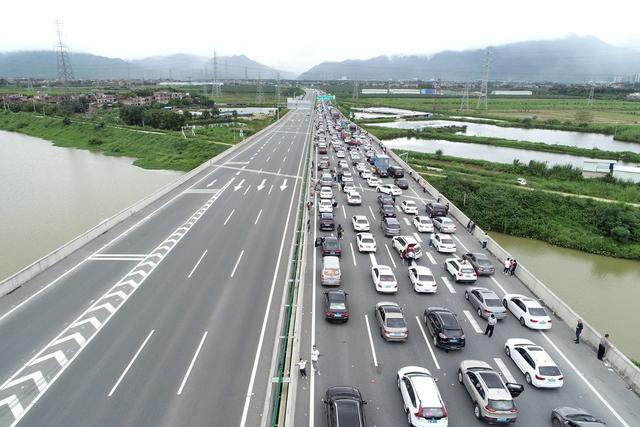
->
311, 345, 321, 374
484, 314, 497, 337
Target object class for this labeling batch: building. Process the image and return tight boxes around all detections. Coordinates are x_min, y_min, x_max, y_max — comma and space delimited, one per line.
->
490, 90, 533, 96
95, 93, 117, 105
612, 165, 640, 184
152, 91, 185, 103
582, 159, 617, 178
120, 96, 154, 106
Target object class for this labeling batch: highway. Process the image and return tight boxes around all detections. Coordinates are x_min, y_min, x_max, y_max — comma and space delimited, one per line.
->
293, 103, 640, 426
0, 96, 314, 426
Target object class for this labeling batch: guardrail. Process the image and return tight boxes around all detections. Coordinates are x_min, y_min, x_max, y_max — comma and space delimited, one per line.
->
0, 115, 287, 297
376, 137, 640, 396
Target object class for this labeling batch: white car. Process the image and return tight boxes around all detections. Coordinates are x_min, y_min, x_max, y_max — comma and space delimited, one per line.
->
367, 177, 382, 187
355, 162, 367, 172
338, 160, 349, 169
352, 215, 370, 232
319, 186, 333, 199
377, 184, 402, 196
392, 236, 423, 259
502, 294, 552, 330
318, 199, 333, 213
346, 191, 362, 205
336, 150, 345, 158
397, 366, 449, 427
444, 258, 477, 283
505, 339, 564, 388
342, 171, 354, 183
342, 182, 356, 193
350, 152, 361, 161
414, 216, 434, 233
408, 265, 437, 293
433, 217, 456, 233
401, 200, 419, 215
371, 265, 398, 294
356, 232, 377, 252
360, 170, 372, 179
430, 234, 456, 253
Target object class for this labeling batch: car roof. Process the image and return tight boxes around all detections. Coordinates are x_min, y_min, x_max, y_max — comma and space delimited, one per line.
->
410, 375, 442, 406
403, 199, 416, 204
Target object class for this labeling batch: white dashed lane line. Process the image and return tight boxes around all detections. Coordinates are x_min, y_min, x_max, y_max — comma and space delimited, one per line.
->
441, 276, 456, 293
493, 357, 517, 384
463, 310, 484, 333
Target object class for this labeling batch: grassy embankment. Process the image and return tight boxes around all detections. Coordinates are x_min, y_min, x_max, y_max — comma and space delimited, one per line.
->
397, 150, 640, 259
0, 111, 280, 171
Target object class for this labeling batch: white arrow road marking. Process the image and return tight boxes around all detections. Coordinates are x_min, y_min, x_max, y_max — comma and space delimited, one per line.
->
52, 332, 87, 348
90, 302, 116, 314
257, 179, 266, 191
280, 179, 288, 191
0, 395, 24, 419
5, 372, 47, 394
30, 351, 68, 368
234, 179, 245, 191
73, 317, 101, 330
206, 178, 217, 188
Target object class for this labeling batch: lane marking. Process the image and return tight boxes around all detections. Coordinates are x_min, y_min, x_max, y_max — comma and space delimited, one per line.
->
368, 206, 377, 220
350, 243, 357, 267
206, 178, 218, 188
463, 310, 483, 333
230, 250, 245, 278
243, 185, 251, 196
415, 317, 440, 370
384, 244, 397, 268
268, 184, 274, 195
364, 315, 379, 368
490, 276, 508, 296
212, 164, 301, 180
108, 330, 155, 397
441, 276, 456, 294
254, 209, 263, 225
403, 217, 410, 226
282, 156, 287, 163
539, 331, 630, 427
493, 357, 517, 384
410, 187, 425, 203
266, 156, 271, 163
177, 331, 208, 395
426, 252, 437, 265
412, 232, 423, 243
224, 209, 236, 225
452, 235, 469, 253
341, 205, 346, 219
187, 250, 208, 279
395, 205, 402, 213
368, 253, 378, 266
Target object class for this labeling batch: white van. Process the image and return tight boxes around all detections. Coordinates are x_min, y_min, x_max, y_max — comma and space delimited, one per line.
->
321, 256, 341, 286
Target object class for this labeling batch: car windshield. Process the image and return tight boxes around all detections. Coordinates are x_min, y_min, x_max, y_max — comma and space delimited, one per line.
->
362, 238, 374, 244
461, 268, 475, 274
539, 366, 561, 376
379, 274, 395, 282
329, 301, 346, 310
386, 318, 406, 328
419, 407, 445, 419
418, 274, 434, 282
441, 238, 453, 244
529, 307, 548, 316
324, 241, 339, 249
420, 218, 431, 224
567, 414, 599, 422
478, 259, 492, 266
485, 299, 502, 307
488, 399, 514, 411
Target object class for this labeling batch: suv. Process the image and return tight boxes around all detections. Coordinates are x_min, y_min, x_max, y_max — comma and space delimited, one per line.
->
397, 366, 449, 427
457, 360, 523, 424
423, 307, 465, 350
321, 236, 342, 257
426, 202, 447, 218
381, 217, 401, 237
388, 165, 405, 178
392, 236, 423, 260
319, 213, 336, 231
322, 386, 368, 427
444, 258, 477, 283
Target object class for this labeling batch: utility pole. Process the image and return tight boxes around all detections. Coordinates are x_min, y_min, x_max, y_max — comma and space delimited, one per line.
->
275, 72, 282, 104
477, 47, 492, 110
54, 20, 75, 83
459, 81, 470, 111
587, 85, 595, 107
352, 80, 359, 99
212, 50, 221, 97
256, 73, 265, 104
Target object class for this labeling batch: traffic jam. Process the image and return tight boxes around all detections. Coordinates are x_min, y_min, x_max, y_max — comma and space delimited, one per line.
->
307, 100, 611, 427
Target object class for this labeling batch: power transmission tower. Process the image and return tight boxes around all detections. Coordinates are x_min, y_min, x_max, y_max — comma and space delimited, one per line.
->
477, 48, 492, 110
256, 73, 265, 104
54, 20, 75, 83
275, 72, 282, 104
352, 80, 359, 99
587, 85, 595, 107
245, 66, 249, 80
211, 51, 221, 97
459, 81, 470, 111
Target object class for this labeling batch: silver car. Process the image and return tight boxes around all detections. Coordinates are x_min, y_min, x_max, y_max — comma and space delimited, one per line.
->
464, 287, 507, 319
374, 302, 408, 342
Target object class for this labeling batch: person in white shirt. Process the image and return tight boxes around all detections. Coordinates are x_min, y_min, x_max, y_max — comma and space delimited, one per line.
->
484, 314, 497, 337
311, 345, 321, 375
297, 358, 307, 379
503, 258, 511, 274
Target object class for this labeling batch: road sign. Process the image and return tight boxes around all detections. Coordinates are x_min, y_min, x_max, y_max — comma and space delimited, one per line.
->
316, 95, 335, 101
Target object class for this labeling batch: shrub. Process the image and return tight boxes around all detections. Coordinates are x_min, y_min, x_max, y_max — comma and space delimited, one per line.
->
88, 137, 103, 146
611, 226, 631, 243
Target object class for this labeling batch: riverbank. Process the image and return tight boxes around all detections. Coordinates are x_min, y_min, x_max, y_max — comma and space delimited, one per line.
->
0, 111, 280, 171
398, 151, 640, 259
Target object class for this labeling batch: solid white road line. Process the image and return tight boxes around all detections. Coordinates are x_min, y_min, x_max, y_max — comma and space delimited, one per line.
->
411, 187, 425, 203
441, 277, 456, 294
230, 250, 245, 278
283, 156, 287, 163
385, 244, 397, 268
490, 276, 508, 296
415, 317, 440, 370
177, 331, 208, 395
403, 217, 410, 226
539, 331, 630, 427
243, 185, 251, 196
493, 357, 517, 384
463, 310, 484, 334
412, 232, 423, 243
350, 243, 357, 267
342, 205, 346, 219
266, 156, 271, 163
268, 184, 274, 195
395, 205, 402, 212
224, 209, 235, 225
426, 253, 437, 265
368, 206, 377, 220
187, 250, 208, 279
108, 330, 155, 397
364, 315, 379, 368
368, 253, 378, 266
452, 235, 470, 252
254, 209, 263, 225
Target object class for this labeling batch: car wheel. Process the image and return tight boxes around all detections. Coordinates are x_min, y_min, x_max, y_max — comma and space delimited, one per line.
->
457, 369, 463, 384
477, 308, 482, 318
464, 291, 469, 300
397, 374, 401, 389
474, 403, 481, 419
502, 299, 508, 308
377, 188, 381, 192
552, 419, 563, 427
505, 346, 511, 357
525, 373, 532, 385
520, 317, 526, 327
433, 334, 438, 347
407, 410, 413, 426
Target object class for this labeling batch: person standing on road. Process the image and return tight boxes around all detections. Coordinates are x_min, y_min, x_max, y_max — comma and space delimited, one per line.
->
597, 334, 610, 361
509, 259, 518, 276
470, 222, 476, 233
503, 258, 511, 275
444, 202, 450, 215
466, 220, 472, 231
311, 345, 321, 374
307, 218, 311, 232
337, 224, 343, 239
484, 314, 497, 337
481, 233, 489, 249
575, 319, 584, 344
297, 358, 308, 379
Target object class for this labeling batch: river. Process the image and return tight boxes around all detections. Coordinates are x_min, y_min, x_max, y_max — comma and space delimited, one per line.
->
0, 131, 183, 281
492, 232, 640, 360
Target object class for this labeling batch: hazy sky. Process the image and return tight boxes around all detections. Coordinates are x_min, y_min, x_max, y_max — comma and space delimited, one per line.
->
1, 0, 639, 72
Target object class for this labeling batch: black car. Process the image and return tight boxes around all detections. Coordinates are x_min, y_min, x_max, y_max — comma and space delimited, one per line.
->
394, 178, 409, 189
323, 290, 349, 322
379, 204, 396, 218
425, 202, 447, 218
387, 165, 404, 178
323, 386, 367, 427
377, 168, 389, 178
319, 213, 336, 231
462, 252, 495, 275
551, 407, 606, 427
377, 194, 394, 206
423, 307, 466, 350
321, 236, 342, 257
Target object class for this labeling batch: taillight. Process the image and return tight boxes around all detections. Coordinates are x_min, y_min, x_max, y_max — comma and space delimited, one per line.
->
485, 405, 496, 413
325, 310, 332, 316
535, 374, 545, 381
344, 311, 350, 317
415, 404, 422, 418
461, 334, 466, 340
457, 272, 463, 276
559, 376, 564, 381
510, 407, 519, 413
530, 319, 538, 323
